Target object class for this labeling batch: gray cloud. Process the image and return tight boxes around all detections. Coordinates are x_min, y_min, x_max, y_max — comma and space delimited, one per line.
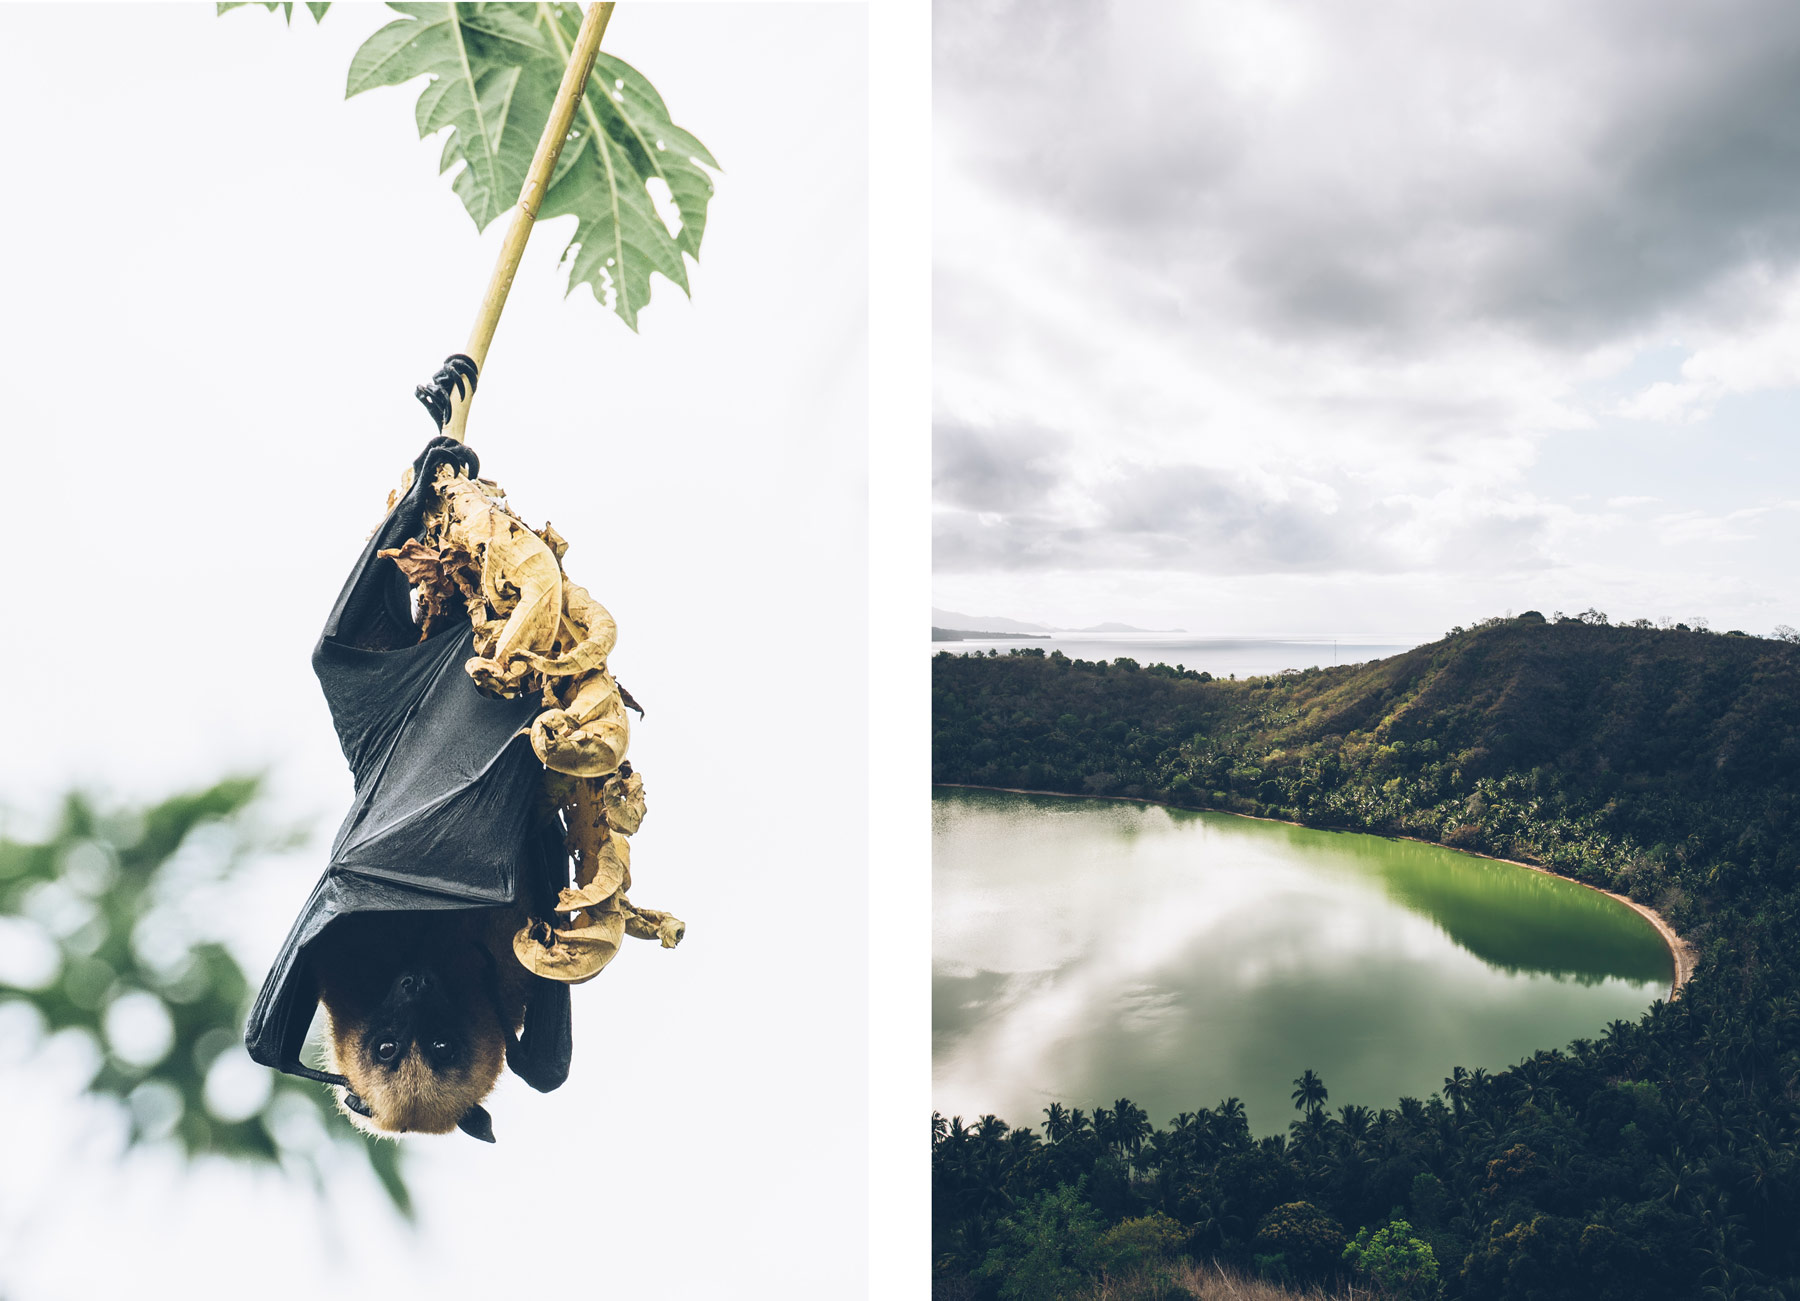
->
934, 458, 1558, 577
938, 0, 1800, 348
933, 420, 1070, 513
1094, 465, 1356, 570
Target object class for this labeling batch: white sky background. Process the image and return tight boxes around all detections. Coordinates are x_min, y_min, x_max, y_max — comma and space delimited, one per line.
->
0, 4, 867, 1297
934, 0, 1800, 638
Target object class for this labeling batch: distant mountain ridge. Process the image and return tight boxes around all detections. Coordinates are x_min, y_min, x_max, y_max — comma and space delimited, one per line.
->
931, 607, 1186, 635
931, 608, 1053, 635
931, 627, 1048, 641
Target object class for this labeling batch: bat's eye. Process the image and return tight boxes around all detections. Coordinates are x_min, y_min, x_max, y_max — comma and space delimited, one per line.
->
376, 1040, 399, 1062
431, 1040, 449, 1054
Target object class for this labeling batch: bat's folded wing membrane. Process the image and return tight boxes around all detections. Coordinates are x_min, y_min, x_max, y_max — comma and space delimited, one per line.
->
246, 462, 573, 1090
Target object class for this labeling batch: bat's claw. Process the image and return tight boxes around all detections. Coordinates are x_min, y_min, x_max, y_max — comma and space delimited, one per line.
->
411, 433, 481, 489
457, 1104, 497, 1143
415, 353, 480, 430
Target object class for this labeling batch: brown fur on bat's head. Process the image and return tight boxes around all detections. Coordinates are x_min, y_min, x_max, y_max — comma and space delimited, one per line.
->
314, 913, 516, 1141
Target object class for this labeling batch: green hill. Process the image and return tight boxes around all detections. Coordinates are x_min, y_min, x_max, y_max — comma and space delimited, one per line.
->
934, 616, 1800, 920
932, 616, 1800, 1299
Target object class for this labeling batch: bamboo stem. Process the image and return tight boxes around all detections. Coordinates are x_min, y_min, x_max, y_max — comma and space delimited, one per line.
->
444, 1, 614, 442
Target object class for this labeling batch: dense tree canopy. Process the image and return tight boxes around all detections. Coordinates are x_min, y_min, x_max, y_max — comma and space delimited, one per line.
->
933, 615, 1800, 1299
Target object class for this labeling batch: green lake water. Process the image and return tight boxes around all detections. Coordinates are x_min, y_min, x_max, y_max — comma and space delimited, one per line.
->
933, 787, 1673, 1136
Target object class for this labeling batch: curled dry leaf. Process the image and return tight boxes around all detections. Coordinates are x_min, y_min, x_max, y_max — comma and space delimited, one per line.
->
436, 477, 566, 696
531, 673, 630, 776
602, 769, 646, 836
557, 809, 631, 911
386, 461, 682, 989
513, 894, 686, 984
512, 911, 626, 984
536, 521, 569, 563
510, 581, 617, 678
376, 538, 482, 638
623, 903, 685, 949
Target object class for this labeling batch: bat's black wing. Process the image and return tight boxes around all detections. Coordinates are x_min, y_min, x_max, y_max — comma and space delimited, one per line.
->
245, 439, 572, 1094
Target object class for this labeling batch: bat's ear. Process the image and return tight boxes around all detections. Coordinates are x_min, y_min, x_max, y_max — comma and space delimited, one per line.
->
457, 1104, 496, 1143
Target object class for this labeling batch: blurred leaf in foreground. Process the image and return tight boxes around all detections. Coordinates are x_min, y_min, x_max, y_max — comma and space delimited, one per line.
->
0, 778, 413, 1218
216, 2, 330, 24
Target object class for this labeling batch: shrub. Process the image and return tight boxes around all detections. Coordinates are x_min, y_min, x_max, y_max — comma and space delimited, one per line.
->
1254, 1201, 1347, 1279
978, 1183, 1106, 1301
1101, 1212, 1188, 1271
1343, 1219, 1439, 1299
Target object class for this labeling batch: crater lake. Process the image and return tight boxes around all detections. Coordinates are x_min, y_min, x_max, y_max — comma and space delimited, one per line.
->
933, 787, 1674, 1134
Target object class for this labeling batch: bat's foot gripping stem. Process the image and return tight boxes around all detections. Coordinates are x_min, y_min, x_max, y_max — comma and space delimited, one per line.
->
415, 353, 479, 431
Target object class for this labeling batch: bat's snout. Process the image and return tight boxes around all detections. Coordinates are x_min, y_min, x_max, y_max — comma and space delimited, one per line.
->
389, 969, 435, 1005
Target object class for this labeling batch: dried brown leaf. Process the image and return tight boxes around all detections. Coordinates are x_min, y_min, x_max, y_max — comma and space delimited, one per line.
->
378, 538, 481, 638
622, 901, 685, 949
602, 769, 647, 836
511, 911, 626, 984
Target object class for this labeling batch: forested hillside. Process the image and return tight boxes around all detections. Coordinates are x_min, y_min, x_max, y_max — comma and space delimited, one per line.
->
932, 615, 1800, 1299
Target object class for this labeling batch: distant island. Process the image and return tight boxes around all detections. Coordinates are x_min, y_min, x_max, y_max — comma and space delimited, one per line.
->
932, 607, 1053, 635
931, 606, 1187, 637
931, 627, 1050, 641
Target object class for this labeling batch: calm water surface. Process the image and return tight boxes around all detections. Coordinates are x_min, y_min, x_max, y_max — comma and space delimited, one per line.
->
934, 788, 1671, 1135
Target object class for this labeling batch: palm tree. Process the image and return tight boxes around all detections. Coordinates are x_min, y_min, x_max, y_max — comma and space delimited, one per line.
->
1443, 1064, 1470, 1117
1043, 1102, 1070, 1144
1289, 1104, 1333, 1154
1292, 1068, 1329, 1115
1106, 1098, 1152, 1157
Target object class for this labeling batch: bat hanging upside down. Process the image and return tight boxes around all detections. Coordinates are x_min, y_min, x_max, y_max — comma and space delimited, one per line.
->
244, 358, 683, 1143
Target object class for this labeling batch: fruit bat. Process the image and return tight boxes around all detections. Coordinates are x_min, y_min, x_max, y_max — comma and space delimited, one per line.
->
244, 433, 573, 1142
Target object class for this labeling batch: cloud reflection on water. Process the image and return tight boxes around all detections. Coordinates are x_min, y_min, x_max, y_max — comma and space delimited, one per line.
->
933, 790, 1668, 1133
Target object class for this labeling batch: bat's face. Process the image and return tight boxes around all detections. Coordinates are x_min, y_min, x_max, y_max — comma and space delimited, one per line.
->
326, 964, 506, 1136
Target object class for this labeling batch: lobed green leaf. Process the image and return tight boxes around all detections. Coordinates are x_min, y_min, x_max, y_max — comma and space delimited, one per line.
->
226, 1, 716, 331
535, 4, 717, 329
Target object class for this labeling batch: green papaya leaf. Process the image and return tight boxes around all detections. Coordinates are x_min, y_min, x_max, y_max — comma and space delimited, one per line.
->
347, 3, 552, 230
534, 3, 718, 331
225, 1, 718, 332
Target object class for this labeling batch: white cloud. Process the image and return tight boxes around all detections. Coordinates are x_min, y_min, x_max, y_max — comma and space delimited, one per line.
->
1619, 272, 1800, 420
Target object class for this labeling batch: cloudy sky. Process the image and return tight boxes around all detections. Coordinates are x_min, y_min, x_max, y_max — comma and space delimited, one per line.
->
935, 0, 1800, 637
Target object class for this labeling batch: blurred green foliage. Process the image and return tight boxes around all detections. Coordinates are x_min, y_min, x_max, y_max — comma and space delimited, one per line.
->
0, 777, 412, 1215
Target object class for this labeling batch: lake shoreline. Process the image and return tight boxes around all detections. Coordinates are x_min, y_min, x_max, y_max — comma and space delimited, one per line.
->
934, 782, 1696, 1001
